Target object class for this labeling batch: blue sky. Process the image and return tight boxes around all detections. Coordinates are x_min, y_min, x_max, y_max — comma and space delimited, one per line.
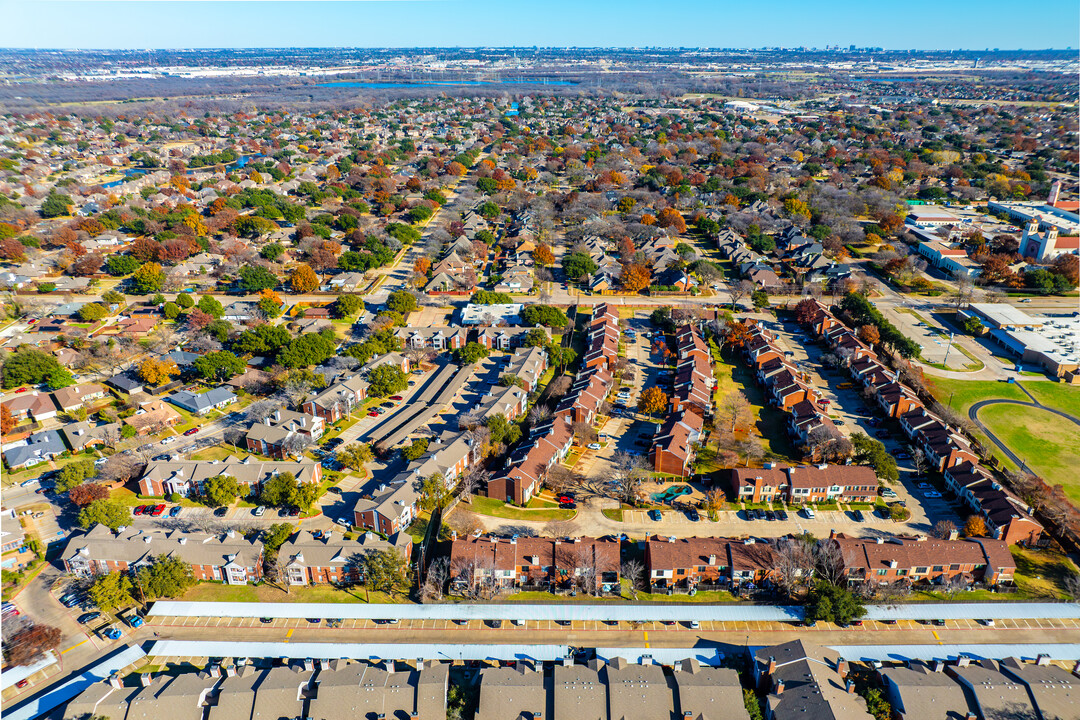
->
1, 0, 1077, 50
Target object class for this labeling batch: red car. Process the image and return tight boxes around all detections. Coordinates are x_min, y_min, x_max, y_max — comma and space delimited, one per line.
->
183, 428, 199, 436
27, 318, 37, 324
150, 504, 166, 517
132, 505, 147, 516
390, 395, 403, 401
15, 679, 28, 689
14, 387, 28, 393
367, 411, 379, 417
557, 495, 574, 504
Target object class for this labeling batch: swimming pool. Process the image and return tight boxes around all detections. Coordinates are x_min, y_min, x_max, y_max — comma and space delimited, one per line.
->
651, 485, 692, 503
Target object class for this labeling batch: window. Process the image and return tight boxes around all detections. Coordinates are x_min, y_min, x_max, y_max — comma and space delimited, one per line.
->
950, 564, 961, 571
876, 569, 887, 576
932, 565, 944, 572
897, 569, 908, 576
915, 567, 928, 574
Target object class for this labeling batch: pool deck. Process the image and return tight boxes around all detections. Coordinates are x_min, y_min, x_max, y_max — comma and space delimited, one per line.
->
644, 480, 706, 506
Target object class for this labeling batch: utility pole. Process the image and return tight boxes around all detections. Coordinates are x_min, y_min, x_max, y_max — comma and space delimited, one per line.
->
941, 332, 955, 369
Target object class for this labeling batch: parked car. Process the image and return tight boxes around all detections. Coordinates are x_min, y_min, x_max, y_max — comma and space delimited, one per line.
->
765, 510, 776, 521
183, 428, 199, 436
150, 504, 166, 517
775, 510, 788, 521
874, 430, 890, 439
132, 505, 147, 516
648, 510, 662, 521
78, 611, 101, 624
168, 506, 182, 518
853, 510, 865, 522
214, 507, 228, 517
59, 592, 84, 608
19, 478, 37, 487
335, 517, 351, 527
685, 508, 699, 522
288, 507, 301, 517
103, 627, 123, 640
390, 395, 403, 401
923, 491, 943, 499
327, 486, 342, 495
15, 679, 29, 689
160, 436, 175, 445
259, 617, 274, 624
803, 507, 816, 519
253, 506, 266, 516
559, 502, 577, 510
586, 443, 601, 450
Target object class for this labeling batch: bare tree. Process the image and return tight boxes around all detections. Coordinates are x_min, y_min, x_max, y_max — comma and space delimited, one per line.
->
99, 453, 143, 485
621, 560, 645, 599
728, 279, 753, 311
527, 403, 552, 426
720, 391, 752, 434
456, 466, 489, 504
739, 438, 765, 467
932, 519, 958, 539
572, 420, 597, 444
244, 399, 280, 424
1063, 572, 1080, 603
420, 556, 449, 603
281, 433, 312, 459
404, 345, 429, 369
610, 450, 647, 504
812, 539, 847, 587
543, 519, 576, 538
772, 537, 815, 598
911, 448, 929, 476
457, 407, 484, 431
446, 510, 483, 538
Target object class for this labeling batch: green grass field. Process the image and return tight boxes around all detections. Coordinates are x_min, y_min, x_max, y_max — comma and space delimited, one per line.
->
979, 404, 1080, 502
925, 376, 1027, 411
466, 496, 574, 522
1024, 382, 1080, 418
180, 582, 402, 604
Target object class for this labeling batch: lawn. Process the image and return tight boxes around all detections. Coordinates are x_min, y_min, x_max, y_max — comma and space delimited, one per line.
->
979, 404, 1080, 500
924, 376, 1027, 412
1023, 382, 1080, 418
711, 354, 797, 461
180, 582, 406, 604
1010, 546, 1079, 600
467, 496, 574, 523
188, 444, 243, 462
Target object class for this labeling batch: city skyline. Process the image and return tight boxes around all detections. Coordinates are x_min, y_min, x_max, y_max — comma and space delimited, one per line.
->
2, 0, 1078, 51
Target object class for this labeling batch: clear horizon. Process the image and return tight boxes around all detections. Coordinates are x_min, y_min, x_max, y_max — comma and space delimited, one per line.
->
1, 0, 1077, 52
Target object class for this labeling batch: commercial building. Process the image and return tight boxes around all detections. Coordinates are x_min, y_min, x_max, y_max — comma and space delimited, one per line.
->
960, 303, 1080, 378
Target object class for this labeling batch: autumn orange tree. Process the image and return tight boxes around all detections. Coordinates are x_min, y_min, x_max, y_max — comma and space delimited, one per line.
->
621, 264, 651, 293
638, 386, 669, 418
534, 243, 555, 268
657, 208, 687, 233
414, 256, 432, 275
1, 405, 14, 435
964, 515, 987, 537
857, 324, 880, 346
138, 357, 179, 386
290, 263, 319, 293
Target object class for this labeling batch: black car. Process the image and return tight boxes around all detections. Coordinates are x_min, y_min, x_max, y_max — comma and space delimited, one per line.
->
78, 611, 101, 624
327, 486, 342, 495
775, 510, 789, 521
288, 507, 301, 517
559, 502, 577, 510
306, 618, 321, 624
325, 438, 344, 449
853, 510, 865, 522
214, 507, 228, 517
60, 592, 85, 608
259, 617, 274, 624
685, 509, 699, 522
765, 510, 776, 521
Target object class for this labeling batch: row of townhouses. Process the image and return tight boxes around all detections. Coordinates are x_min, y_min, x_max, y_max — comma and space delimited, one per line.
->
487, 303, 621, 505
649, 323, 716, 477
801, 299, 1044, 545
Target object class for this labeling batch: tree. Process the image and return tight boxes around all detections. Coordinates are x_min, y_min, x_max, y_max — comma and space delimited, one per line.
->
638, 386, 668, 417
806, 581, 866, 625
68, 482, 110, 507
175, 292, 195, 309
850, 432, 899, 483
290, 263, 319, 293
335, 294, 363, 318
277, 332, 336, 368
196, 294, 224, 318
453, 341, 490, 365
131, 262, 165, 294
162, 301, 181, 320
136, 556, 195, 600
360, 549, 409, 594
402, 438, 429, 462
534, 243, 555, 268
720, 391, 753, 433
610, 450, 647, 504
2, 348, 67, 389
727, 279, 753, 310
419, 473, 451, 512
0, 405, 13, 435
562, 252, 598, 281
621, 263, 651, 292
743, 688, 764, 720
78, 499, 130, 531
521, 305, 569, 328
238, 265, 278, 293
262, 523, 294, 558
78, 303, 109, 322
204, 474, 240, 507
193, 351, 245, 381
386, 290, 418, 315
137, 357, 178, 386
41, 193, 73, 218
368, 364, 408, 397
964, 515, 987, 537
4, 624, 63, 667
261, 243, 285, 262
932, 519, 958, 539
338, 443, 374, 472
260, 472, 298, 508
89, 572, 134, 613
56, 459, 96, 492
857, 324, 881, 346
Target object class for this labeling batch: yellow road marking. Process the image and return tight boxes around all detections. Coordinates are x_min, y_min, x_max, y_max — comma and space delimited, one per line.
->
62, 638, 89, 654
643, 631, 649, 649
284, 628, 294, 642
932, 630, 942, 645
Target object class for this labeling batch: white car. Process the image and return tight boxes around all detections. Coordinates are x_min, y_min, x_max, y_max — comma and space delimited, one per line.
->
160, 436, 175, 445
587, 443, 602, 450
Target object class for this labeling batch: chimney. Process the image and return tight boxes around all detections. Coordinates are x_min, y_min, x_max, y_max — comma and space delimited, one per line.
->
837, 657, 848, 679
1036, 654, 1051, 666
846, 679, 855, 694
889, 560, 898, 569
708, 554, 716, 566
829, 528, 837, 539
451, 530, 457, 540
948, 529, 959, 541
775, 678, 785, 695
303, 658, 314, 671
225, 664, 237, 677
958, 655, 971, 667
1072, 660, 1080, 677
227, 530, 235, 539
141, 672, 153, 686
875, 537, 884, 544
108, 672, 124, 689
933, 660, 945, 673
144, 535, 152, 544
767, 656, 776, 675
179, 537, 187, 545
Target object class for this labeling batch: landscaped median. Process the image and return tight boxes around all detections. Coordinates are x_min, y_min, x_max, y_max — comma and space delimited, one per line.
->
463, 496, 575, 523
